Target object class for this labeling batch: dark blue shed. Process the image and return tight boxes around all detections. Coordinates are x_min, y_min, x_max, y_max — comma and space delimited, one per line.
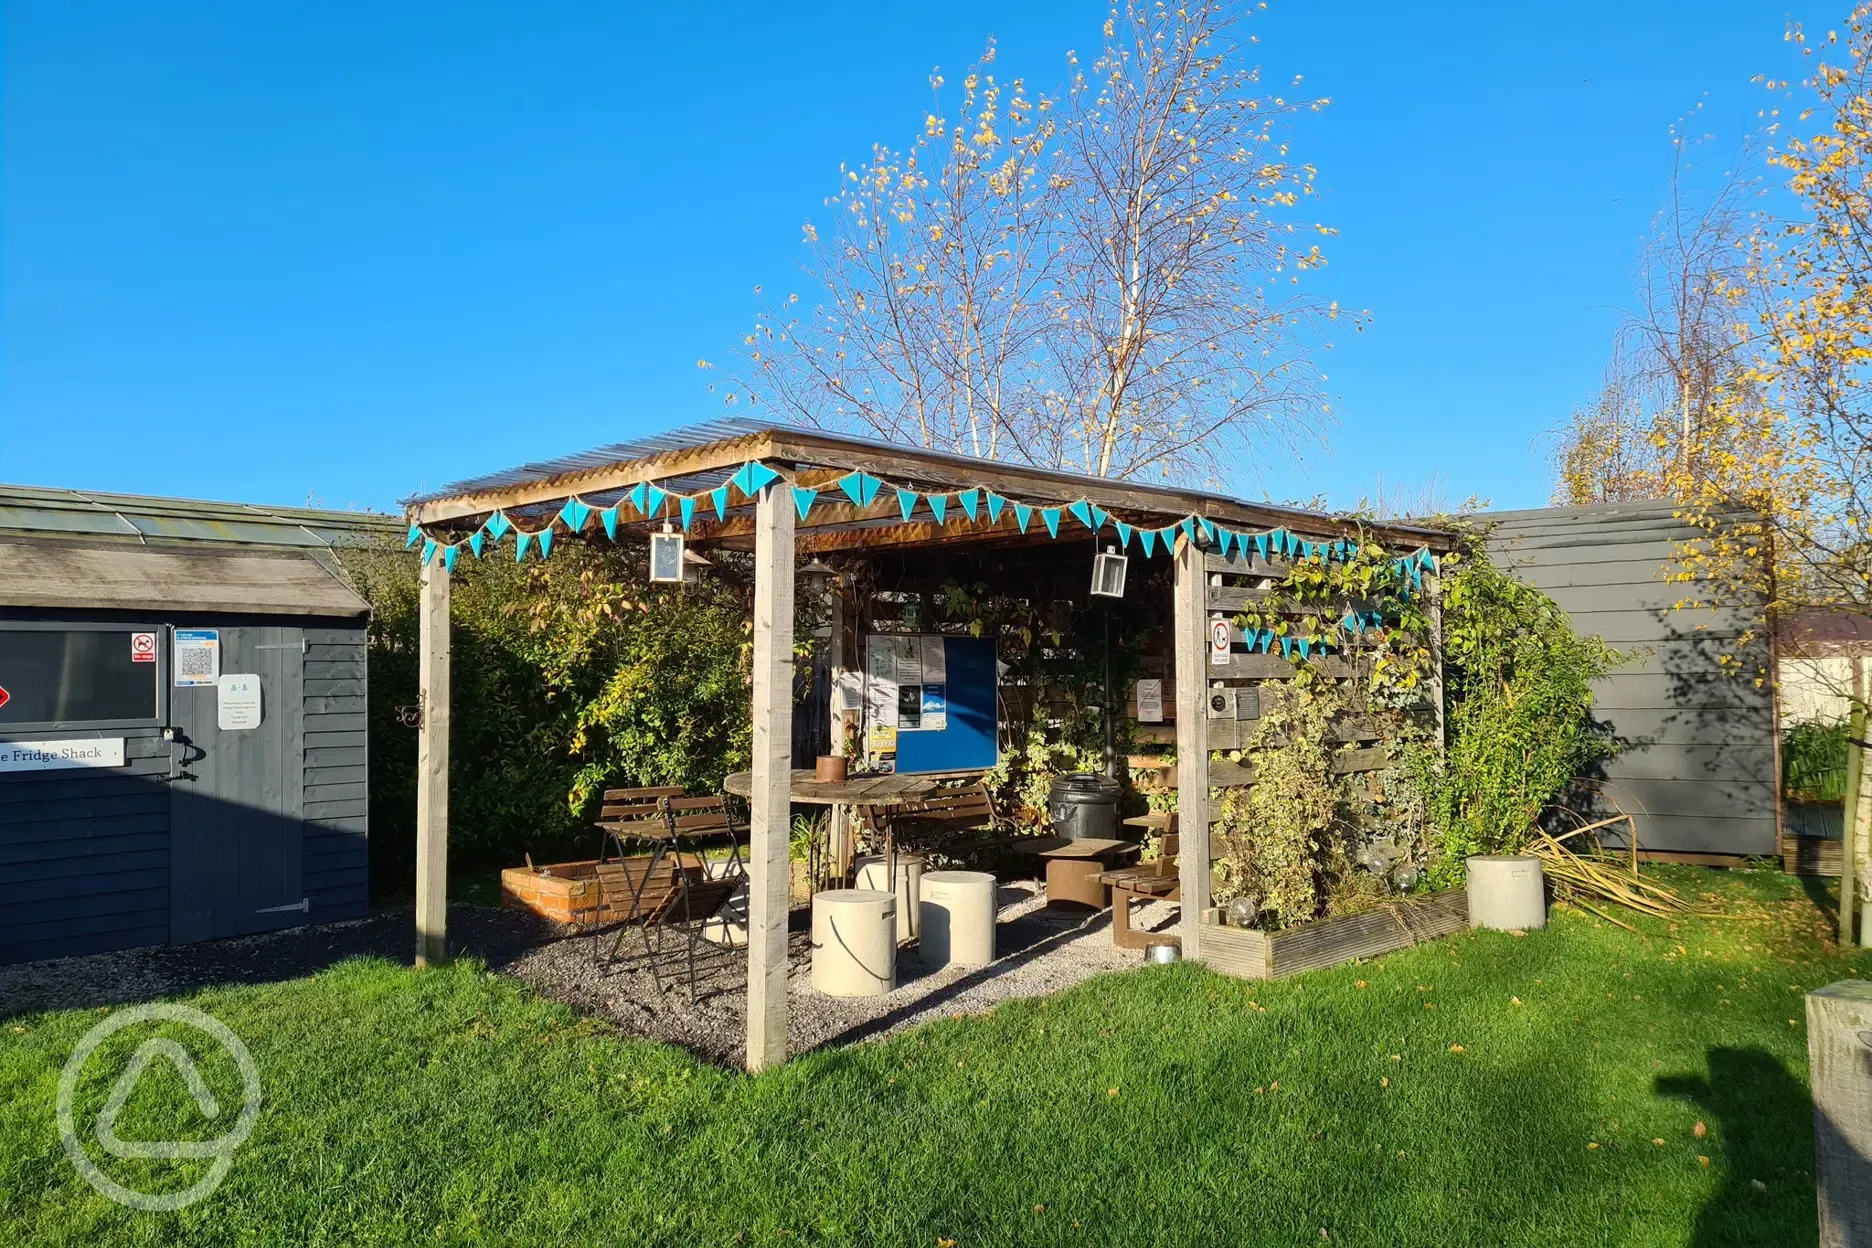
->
0, 486, 389, 965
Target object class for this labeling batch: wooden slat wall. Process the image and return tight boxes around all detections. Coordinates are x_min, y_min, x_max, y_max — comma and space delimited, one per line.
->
0, 731, 172, 964
1484, 501, 1777, 855
303, 626, 370, 919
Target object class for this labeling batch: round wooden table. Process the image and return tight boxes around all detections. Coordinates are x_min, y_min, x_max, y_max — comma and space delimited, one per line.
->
722, 770, 955, 898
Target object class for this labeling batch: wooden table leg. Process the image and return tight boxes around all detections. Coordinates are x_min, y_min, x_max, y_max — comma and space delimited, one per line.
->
1111, 884, 1146, 949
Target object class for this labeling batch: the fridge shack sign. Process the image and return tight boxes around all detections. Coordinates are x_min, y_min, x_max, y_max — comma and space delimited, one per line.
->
0, 739, 127, 773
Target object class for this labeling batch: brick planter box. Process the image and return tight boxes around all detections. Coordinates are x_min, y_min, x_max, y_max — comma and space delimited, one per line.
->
1198, 888, 1469, 980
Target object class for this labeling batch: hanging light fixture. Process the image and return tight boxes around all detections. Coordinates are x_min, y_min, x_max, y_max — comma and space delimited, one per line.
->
798, 558, 837, 595
1090, 545, 1128, 598
649, 522, 685, 583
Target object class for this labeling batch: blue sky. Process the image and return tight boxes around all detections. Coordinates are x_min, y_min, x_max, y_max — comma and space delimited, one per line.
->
0, 1, 1820, 514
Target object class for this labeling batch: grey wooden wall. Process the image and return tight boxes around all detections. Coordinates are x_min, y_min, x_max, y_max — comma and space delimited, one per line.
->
0, 616, 369, 966
1485, 501, 1777, 856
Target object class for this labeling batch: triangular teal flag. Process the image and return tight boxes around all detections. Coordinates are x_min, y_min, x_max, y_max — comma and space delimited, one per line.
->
539, 529, 555, 558
1199, 517, 1218, 546
601, 507, 619, 539
1180, 517, 1197, 543
710, 486, 729, 521
1014, 503, 1033, 533
926, 494, 948, 525
839, 472, 866, 506
1280, 635, 1294, 659
1161, 526, 1180, 550
1067, 500, 1092, 530
859, 472, 882, 504
515, 532, 533, 562
1089, 505, 1109, 531
645, 485, 667, 516
679, 495, 697, 531
1254, 533, 1269, 560
443, 545, 459, 574
486, 512, 510, 541
745, 462, 781, 495
1114, 520, 1133, 548
629, 482, 648, 514
957, 489, 980, 522
1343, 610, 1360, 633
792, 486, 818, 521
1273, 529, 1289, 556
897, 489, 920, 522
1041, 507, 1061, 538
421, 538, 437, 565
1217, 529, 1236, 557
729, 464, 754, 497
405, 523, 422, 549
1297, 638, 1312, 659
986, 493, 1007, 524
561, 499, 591, 533
470, 531, 485, 558
1140, 528, 1158, 557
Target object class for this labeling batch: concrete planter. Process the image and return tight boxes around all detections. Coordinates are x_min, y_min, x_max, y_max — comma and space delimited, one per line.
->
1465, 854, 1546, 930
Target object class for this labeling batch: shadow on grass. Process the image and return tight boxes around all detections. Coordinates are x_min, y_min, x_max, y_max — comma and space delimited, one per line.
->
1659, 1048, 1817, 1248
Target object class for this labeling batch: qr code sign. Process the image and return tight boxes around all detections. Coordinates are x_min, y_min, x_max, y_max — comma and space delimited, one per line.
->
176, 648, 214, 678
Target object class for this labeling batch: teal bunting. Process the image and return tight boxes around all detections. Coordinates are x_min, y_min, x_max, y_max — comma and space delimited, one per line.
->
679, 496, 697, 531
601, 507, 620, 540
957, 489, 980, 522
645, 485, 667, 516
470, 531, 485, 558
986, 493, 1007, 524
1198, 517, 1218, 546
538, 529, 554, 558
729, 464, 753, 497
1140, 528, 1158, 557
421, 538, 437, 565
710, 486, 729, 521
1254, 533, 1269, 560
1041, 507, 1061, 538
1014, 503, 1033, 533
897, 489, 920, 522
560, 499, 591, 533
405, 524, 422, 550
1179, 517, 1197, 543
743, 462, 781, 495
792, 487, 818, 521
486, 512, 510, 541
1089, 505, 1109, 531
1217, 528, 1236, 557
628, 482, 648, 514
515, 532, 533, 562
1114, 520, 1133, 548
1297, 638, 1312, 659
838, 471, 883, 506
1280, 635, 1295, 659
1067, 500, 1093, 530
927, 494, 949, 525
443, 545, 459, 574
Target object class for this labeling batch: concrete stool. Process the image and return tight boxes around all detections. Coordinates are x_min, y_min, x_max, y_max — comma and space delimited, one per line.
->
919, 871, 997, 969
811, 889, 897, 997
854, 854, 925, 944
1466, 854, 1547, 930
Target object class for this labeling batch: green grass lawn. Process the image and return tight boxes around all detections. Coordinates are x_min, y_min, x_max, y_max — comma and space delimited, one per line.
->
0, 865, 1858, 1247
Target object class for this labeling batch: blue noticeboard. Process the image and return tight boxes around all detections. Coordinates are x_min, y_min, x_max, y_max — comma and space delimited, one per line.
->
895, 637, 997, 774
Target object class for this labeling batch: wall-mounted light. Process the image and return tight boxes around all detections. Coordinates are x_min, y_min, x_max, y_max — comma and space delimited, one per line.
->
649, 524, 685, 583
1091, 546, 1128, 598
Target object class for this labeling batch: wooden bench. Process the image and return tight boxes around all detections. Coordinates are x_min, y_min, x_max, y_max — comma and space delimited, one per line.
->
1101, 827, 1180, 949
887, 782, 999, 858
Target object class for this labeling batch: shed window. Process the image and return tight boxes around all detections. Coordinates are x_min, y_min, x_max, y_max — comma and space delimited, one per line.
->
0, 629, 159, 727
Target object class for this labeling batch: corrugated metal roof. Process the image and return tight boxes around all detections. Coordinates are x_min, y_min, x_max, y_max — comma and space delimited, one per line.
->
0, 484, 402, 551
410, 416, 773, 502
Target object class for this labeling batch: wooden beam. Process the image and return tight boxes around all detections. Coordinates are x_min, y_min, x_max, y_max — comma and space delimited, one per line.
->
414, 558, 450, 968
1174, 538, 1212, 960
1807, 979, 1872, 1245
746, 483, 796, 1072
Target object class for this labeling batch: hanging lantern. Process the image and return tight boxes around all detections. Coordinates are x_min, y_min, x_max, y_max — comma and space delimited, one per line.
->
798, 558, 836, 596
1090, 545, 1129, 599
649, 523, 685, 583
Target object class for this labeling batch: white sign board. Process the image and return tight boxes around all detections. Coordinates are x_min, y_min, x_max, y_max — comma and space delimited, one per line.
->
1135, 679, 1164, 724
918, 635, 947, 685
0, 738, 126, 773
217, 673, 263, 731
1209, 617, 1232, 666
174, 628, 220, 687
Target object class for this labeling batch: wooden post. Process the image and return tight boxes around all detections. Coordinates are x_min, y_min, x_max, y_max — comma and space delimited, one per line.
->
1807, 979, 1872, 1246
1845, 695, 1866, 948
1173, 538, 1212, 961
414, 557, 450, 968
746, 482, 796, 1071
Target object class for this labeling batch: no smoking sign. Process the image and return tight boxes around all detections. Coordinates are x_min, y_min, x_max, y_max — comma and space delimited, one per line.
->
131, 632, 156, 663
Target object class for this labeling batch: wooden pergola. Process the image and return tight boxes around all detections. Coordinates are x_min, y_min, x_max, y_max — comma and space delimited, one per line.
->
403, 417, 1457, 1069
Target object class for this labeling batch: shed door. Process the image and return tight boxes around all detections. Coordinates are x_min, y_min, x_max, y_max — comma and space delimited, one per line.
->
170, 625, 306, 943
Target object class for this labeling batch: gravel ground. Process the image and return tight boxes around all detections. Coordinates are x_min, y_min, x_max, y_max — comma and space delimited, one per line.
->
0, 883, 1179, 1066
